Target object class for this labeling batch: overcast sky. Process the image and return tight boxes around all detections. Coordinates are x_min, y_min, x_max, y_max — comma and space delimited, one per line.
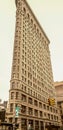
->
0, 0, 63, 101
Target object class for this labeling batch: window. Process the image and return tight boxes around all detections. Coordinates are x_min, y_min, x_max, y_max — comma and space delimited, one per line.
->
40, 111, 43, 117
43, 104, 46, 109
12, 82, 15, 89
39, 102, 42, 108
16, 92, 19, 99
21, 94, 26, 102
9, 118, 12, 123
53, 108, 55, 113
44, 112, 46, 117
50, 107, 52, 112
10, 103, 13, 112
28, 97, 33, 104
51, 115, 53, 120
47, 105, 49, 110
34, 109, 38, 116
48, 113, 50, 119
22, 84, 26, 91
23, 7, 26, 13
27, 13, 29, 18
21, 118, 27, 127
54, 115, 56, 120
34, 100, 38, 107
56, 109, 58, 113
11, 92, 14, 99
21, 105, 26, 114
28, 107, 33, 115
13, 65, 16, 71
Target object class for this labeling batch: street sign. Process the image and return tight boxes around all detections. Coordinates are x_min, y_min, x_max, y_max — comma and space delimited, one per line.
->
15, 106, 20, 117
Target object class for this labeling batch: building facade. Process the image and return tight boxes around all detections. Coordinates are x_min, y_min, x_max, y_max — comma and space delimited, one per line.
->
55, 81, 63, 126
7, 0, 60, 130
0, 101, 8, 122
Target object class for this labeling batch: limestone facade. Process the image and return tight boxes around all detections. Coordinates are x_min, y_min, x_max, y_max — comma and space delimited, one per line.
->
55, 81, 63, 125
7, 0, 61, 129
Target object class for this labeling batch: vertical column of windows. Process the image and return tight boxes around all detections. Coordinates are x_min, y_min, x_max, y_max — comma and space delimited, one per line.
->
12, 8, 22, 79
21, 9, 27, 84
41, 42, 54, 99
35, 30, 41, 100
25, 15, 32, 95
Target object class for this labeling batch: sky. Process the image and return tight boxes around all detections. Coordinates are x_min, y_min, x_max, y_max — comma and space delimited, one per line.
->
0, 0, 63, 101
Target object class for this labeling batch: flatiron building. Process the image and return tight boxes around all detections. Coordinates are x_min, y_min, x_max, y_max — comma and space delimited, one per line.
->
7, 0, 61, 129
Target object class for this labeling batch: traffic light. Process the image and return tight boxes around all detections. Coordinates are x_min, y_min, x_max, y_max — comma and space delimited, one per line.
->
15, 106, 20, 117
51, 98, 55, 106
48, 98, 55, 106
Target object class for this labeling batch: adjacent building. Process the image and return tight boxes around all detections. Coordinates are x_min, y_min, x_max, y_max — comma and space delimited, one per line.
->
7, 0, 61, 130
0, 100, 8, 122
55, 81, 63, 125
